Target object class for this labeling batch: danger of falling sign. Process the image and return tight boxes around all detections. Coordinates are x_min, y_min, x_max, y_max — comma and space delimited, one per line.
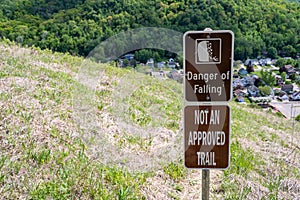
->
184, 31, 234, 102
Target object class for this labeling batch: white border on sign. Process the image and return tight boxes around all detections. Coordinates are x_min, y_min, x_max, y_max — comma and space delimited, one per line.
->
183, 105, 231, 170
183, 30, 234, 103
183, 30, 234, 170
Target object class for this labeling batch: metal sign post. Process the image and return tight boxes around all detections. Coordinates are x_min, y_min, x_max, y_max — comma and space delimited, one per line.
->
202, 169, 210, 200
183, 29, 234, 200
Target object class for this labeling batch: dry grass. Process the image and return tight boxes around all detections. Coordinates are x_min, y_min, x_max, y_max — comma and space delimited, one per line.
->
0, 42, 299, 199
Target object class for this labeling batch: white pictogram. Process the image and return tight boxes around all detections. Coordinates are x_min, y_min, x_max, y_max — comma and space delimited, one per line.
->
195, 38, 221, 64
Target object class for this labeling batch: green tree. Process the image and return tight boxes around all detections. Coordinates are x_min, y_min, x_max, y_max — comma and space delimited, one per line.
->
131, 59, 137, 68
0, 0, 299, 60
259, 86, 272, 96
135, 49, 150, 64
280, 72, 286, 83
282, 45, 297, 57
260, 70, 276, 86
289, 73, 296, 80
123, 59, 129, 67
275, 58, 286, 67
268, 47, 278, 59
295, 61, 300, 69
153, 52, 161, 62
295, 114, 300, 122
285, 58, 296, 67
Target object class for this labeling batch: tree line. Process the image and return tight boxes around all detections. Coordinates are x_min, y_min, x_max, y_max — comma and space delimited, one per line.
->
0, 0, 299, 61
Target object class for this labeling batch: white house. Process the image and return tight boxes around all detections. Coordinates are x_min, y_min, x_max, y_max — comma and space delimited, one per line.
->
291, 92, 300, 101
157, 62, 165, 69
147, 58, 154, 68
167, 58, 176, 68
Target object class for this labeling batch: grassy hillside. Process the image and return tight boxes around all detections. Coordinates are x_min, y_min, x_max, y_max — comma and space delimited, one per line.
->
0, 42, 299, 199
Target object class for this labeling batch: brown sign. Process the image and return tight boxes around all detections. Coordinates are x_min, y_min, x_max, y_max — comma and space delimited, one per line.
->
184, 31, 234, 102
184, 105, 230, 169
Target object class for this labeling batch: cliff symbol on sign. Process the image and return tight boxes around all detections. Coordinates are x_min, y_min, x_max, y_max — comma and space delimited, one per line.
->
196, 39, 221, 64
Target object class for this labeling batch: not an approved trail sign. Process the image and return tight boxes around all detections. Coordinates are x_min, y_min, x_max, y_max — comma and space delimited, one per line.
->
184, 105, 230, 169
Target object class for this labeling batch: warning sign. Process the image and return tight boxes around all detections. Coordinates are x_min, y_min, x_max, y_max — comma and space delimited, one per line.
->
184, 105, 230, 169
184, 31, 234, 102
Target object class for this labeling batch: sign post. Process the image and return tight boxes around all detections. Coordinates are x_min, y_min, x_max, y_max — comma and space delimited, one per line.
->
202, 169, 210, 199
183, 29, 234, 199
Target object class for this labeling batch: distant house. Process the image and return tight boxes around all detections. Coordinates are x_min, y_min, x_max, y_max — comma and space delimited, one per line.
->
150, 71, 167, 79
147, 58, 154, 68
278, 93, 289, 101
275, 75, 284, 86
271, 59, 277, 65
248, 85, 260, 97
168, 69, 181, 80
245, 59, 259, 66
234, 60, 244, 68
279, 65, 296, 77
123, 54, 134, 60
291, 92, 300, 101
241, 76, 254, 86
233, 78, 244, 89
265, 58, 272, 65
258, 58, 272, 66
249, 96, 272, 103
234, 89, 247, 97
281, 84, 293, 94
244, 59, 251, 66
236, 96, 246, 103
251, 74, 259, 80
238, 68, 248, 77
157, 62, 165, 69
167, 58, 176, 68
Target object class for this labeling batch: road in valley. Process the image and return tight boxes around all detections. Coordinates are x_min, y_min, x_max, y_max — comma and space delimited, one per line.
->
270, 102, 300, 119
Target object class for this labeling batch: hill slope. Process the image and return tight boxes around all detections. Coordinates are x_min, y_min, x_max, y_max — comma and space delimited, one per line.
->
0, 43, 299, 199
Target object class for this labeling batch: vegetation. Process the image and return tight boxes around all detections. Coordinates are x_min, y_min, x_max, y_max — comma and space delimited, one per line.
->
276, 58, 298, 67
259, 85, 272, 96
0, 42, 299, 199
259, 69, 276, 86
296, 114, 300, 122
281, 72, 287, 82
0, 0, 299, 60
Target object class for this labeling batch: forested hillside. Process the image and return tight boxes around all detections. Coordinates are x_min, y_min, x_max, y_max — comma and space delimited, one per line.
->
0, 0, 299, 60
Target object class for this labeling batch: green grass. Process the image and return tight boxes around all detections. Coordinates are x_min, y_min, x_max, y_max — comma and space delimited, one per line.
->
163, 161, 187, 181
0, 42, 149, 199
0, 41, 299, 199
121, 75, 182, 130
227, 141, 261, 176
221, 141, 263, 199
29, 152, 148, 199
